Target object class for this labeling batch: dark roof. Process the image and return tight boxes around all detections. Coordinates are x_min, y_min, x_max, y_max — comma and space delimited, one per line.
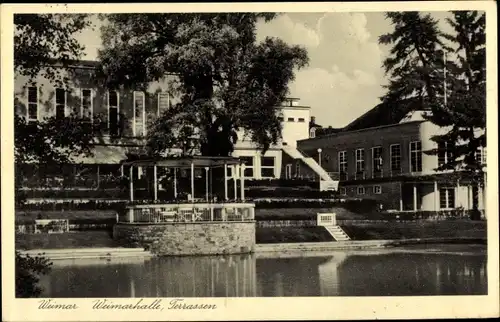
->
342, 98, 423, 132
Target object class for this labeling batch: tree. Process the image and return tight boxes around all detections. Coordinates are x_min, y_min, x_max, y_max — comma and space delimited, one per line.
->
97, 13, 309, 157
380, 11, 486, 219
14, 14, 91, 86
14, 14, 98, 206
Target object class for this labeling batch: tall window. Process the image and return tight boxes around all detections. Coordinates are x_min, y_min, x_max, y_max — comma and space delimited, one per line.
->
134, 91, 146, 137
410, 141, 422, 172
260, 156, 275, 178
309, 128, 316, 138
438, 141, 454, 167
108, 91, 119, 136
357, 186, 365, 195
240, 156, 254, 178
338, 151, 347, 173
476, 147, 486, 165
372, 146, 383, 175
157, 92, 170, 116
355, 149, 365, 173
390, 144, 401, 172
285, 164, 292, 179
27, 86, 38, 121
295, 161, 301, 178
81, 89, 93, 120
439, 187, 455, 209
55, 88, 66, 119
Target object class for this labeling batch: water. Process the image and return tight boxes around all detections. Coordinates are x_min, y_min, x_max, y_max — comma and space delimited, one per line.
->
39, 244, 487, 297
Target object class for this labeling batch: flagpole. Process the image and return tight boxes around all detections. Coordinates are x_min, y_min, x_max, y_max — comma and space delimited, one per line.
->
443, 51, 447, 107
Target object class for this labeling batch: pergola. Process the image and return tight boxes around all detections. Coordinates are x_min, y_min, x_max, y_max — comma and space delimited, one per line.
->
121, 156, 247, 202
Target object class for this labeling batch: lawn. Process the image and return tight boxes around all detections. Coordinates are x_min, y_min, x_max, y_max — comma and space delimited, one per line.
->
15, 231, 121, 250
341, 221, 487, 240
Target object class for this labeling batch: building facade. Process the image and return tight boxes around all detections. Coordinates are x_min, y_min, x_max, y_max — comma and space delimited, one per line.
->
297, 111, 486, 213
15, 60, 333, 200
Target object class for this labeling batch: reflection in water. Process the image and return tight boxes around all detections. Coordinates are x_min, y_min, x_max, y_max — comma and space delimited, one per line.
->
39, 247, 487, 297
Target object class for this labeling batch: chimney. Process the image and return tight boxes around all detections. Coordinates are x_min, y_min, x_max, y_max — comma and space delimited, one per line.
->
311, 116, 316, 124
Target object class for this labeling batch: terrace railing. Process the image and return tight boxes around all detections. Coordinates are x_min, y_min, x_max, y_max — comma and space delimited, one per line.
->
118, 202, 255, 223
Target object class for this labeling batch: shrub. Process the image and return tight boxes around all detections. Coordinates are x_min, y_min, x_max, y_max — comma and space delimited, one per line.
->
15, 251, 52, 298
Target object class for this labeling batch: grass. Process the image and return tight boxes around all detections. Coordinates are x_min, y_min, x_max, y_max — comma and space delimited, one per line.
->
341, 221, 487, 240
15, 231, 121, 250
256, 227, 334, 244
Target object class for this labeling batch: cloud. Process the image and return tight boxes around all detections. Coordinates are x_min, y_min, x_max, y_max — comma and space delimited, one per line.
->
256, 14, 320, 48
257, 12, 385, 127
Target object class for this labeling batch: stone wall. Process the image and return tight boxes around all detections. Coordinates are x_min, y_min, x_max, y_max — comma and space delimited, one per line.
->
113, 222, 255, 256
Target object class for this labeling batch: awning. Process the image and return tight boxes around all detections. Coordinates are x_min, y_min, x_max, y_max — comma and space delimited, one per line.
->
122, 156, 243, 168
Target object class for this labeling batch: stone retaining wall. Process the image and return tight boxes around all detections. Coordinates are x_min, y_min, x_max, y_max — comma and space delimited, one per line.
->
113, 222, 255, 256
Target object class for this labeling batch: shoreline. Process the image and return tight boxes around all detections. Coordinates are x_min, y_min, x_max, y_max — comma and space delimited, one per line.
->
17, 237, 487, 261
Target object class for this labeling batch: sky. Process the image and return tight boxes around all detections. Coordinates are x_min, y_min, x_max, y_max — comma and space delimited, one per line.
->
75, 12, 452, 128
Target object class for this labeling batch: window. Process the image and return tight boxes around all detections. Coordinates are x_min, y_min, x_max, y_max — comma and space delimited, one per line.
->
261, 156, 275, 178
285, 164, 292, 179
108, 91, 119, 136
298, 118, 305, 122
134, 91, 146, 137
287, 117, 295, 122
410, 141, 422, 172
81, 89, 93, 120
438, 141, 454, 167
27, 86, 38, 121
55, 88, 66, 119
372, 146, 383, 174
309, 128, 316, 138
390, 144, 401, 172
476, 147, 486, 165
295, 161, 301, 178
374, 185, 382, 194
355, 149, 365, 173
338, 151, 347, 173
439, 187, 455, 209
240, 156, 254, 178
339, 187, 347, 195
157, 92, 170, 116
357, 186, 365, 195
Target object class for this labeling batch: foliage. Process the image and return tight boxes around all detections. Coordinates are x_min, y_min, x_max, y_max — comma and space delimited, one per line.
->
14, 14, 91, 86
15, 251, 53, 298
97, 13, 309, 156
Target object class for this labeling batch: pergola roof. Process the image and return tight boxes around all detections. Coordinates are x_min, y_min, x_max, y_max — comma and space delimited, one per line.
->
121, 156, 243, 168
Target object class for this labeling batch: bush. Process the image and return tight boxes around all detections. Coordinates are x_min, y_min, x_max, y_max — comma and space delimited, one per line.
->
15, 251, 52, 298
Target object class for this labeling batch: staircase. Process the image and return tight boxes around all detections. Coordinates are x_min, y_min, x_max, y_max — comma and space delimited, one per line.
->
324, 225, 351, 241
282, 145, 336, 183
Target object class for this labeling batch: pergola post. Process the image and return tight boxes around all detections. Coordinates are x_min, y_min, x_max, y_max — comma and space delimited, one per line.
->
129, 166, 134, 202
224, 162, 228, 200
153, 165, 158, 201
234, 165, 238, 200
434, 181, 438, 212
413, 183, 418, 212
240, 164, 245, 202
173, 168, 178, 199
205, 167, 209, 202
190, 161, 195, 201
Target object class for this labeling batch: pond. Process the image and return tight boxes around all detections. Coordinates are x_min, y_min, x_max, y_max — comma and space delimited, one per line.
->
39, 244, 487, 297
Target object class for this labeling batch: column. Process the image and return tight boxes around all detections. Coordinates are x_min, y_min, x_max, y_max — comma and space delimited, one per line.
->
224, 163, 228, 200
240, 164, 245, 202
413, 183, 418, 212
234, 165, 238, 200
153, 165, 158, 201
190, 161, 195, 200
96, 165, 100, 188
205, 167, 209, 202
434, 181, 439, 212
129, 166, 134, 202
173, 168, 177, 199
